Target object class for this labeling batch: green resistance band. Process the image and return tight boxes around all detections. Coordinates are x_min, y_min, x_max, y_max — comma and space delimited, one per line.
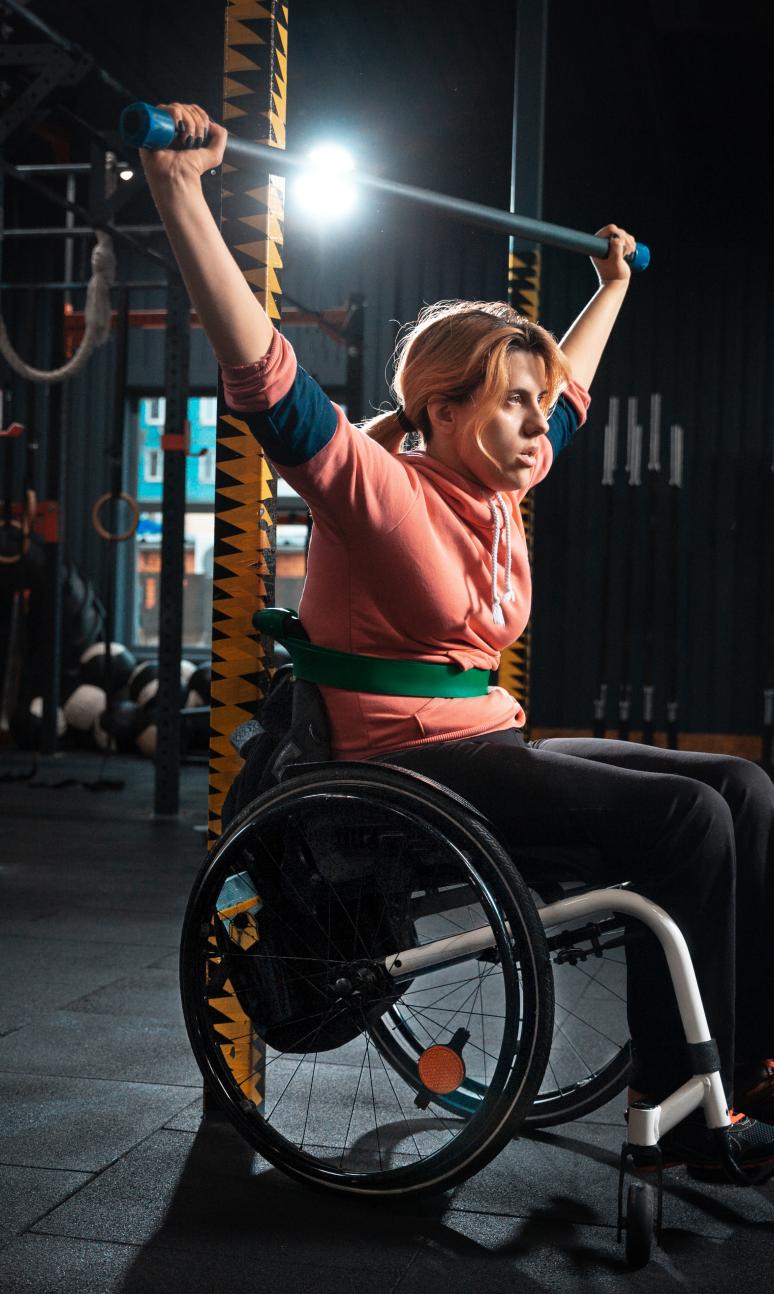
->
254, 607, 490, 699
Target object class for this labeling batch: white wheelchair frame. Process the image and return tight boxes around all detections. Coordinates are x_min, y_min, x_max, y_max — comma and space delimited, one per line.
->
391, 885, 729, 1138
385, 883, 731, 1263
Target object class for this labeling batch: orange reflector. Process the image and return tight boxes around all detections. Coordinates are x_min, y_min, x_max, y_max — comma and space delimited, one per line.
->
417, 1045, 466, 1094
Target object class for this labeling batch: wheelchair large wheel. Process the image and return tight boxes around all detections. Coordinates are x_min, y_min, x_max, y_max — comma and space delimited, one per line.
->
180, 763, 554, 1198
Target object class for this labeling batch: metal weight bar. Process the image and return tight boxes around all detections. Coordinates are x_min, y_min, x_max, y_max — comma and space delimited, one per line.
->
154, 273, 190, 817
641, 392, 662, 746
618, 399, 643, 741
592, 395, 619, 737
666, 424, 684, 751
1, 227, 166, 238
120, 102, 651, 272
40, 301, 67, 755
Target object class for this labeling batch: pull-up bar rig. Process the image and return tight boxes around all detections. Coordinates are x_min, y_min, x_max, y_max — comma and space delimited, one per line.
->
120, 102, 651, 272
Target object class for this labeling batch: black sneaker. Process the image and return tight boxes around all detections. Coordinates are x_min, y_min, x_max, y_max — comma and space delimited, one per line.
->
636, 1110, 774, 1181
733, 1058, 774, 1122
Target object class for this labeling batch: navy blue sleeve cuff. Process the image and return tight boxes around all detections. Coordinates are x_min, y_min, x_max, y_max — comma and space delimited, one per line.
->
546, 394, 580, 461
230, 365, 338, 467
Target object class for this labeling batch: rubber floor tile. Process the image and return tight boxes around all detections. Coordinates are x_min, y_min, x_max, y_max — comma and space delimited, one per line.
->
0, 938, 165, 1034
391, 1205, 774, 1294
0, 1073, 199, 1172
0, 1165, 92, 1245
64, 967, 186, 1024
163, 1098, 204, 1132
0, 1234, 414, 1294
31, 1124, 440, 1274
450, 1119, 624, 1226
0, 1009, 199, 1085
0, 1235, 139, 1294
0, 906, 183, 949
450, 1118, 774, 1238
1, 850, 195, 914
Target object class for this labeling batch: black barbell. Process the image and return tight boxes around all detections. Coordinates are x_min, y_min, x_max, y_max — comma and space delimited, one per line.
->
120, 102, 650, 271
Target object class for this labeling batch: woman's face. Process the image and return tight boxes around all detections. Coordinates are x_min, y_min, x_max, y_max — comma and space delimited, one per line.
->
427, 350, 551, 493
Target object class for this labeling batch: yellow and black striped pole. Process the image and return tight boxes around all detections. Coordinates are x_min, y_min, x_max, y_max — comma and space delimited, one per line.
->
498, 0, 548, 733
204, 0, 288, 1112
209, 0, 289, 843
501, 247, 541, 718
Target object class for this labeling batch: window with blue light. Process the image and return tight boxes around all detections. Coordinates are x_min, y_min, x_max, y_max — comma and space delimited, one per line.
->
129, 395, 310, 652
131, 395, 217, 651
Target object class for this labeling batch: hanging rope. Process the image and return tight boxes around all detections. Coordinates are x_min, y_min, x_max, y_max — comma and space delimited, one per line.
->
0, 231, 116, 384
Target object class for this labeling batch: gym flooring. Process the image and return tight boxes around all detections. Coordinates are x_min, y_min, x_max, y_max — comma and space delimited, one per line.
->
1, 750, 773, 1293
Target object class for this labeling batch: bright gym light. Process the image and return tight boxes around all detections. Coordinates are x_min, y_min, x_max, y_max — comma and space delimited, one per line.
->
292, 144, 357, 220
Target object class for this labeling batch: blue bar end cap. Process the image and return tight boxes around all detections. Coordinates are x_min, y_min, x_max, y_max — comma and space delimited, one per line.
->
120, 102, 176, 150
627, 242, 651, 273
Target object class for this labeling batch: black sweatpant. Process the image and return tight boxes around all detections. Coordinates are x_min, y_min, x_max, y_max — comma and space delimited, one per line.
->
375, 730, 774, 1101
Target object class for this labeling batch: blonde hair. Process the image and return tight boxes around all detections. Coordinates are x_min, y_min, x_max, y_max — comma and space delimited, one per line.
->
362, 299, 571, 458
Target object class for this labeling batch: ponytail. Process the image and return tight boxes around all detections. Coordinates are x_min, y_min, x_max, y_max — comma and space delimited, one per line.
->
361, 409, 412, 455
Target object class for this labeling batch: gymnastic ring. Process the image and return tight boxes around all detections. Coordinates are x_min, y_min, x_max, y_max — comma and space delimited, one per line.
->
91, 491, 140, 542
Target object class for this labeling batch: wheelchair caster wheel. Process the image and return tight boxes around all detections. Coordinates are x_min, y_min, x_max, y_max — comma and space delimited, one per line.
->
624, 1182, 655, 1268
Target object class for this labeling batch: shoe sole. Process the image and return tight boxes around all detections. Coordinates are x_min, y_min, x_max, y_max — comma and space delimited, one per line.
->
687, 1152, 774, 1183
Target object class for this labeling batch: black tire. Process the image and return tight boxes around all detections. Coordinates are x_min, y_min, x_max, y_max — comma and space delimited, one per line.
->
180, 762, 554, 1198
624, 1182, 655, 1268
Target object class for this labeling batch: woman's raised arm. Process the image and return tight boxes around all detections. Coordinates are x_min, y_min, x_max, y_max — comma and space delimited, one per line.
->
140, 102, 273, 365
557, 222, 635, 390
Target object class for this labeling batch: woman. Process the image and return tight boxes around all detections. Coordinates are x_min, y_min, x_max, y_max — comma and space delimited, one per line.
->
142, 103, 774, 1177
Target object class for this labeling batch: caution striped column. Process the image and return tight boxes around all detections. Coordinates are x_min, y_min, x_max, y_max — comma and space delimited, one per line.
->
201, 0, 289, 1116
209, 0, 289, 842
499, 248, 541, 728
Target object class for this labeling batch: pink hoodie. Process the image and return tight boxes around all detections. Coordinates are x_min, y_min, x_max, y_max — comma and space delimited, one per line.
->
222, 329, 589, 760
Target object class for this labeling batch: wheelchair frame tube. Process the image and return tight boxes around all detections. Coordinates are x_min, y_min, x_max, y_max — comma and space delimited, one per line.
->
628, 1074, 727, 1144
537, 890, 713, 1046
387, 886, 729, 1132
389, 888, 712, 1042
387, 926, 497, 978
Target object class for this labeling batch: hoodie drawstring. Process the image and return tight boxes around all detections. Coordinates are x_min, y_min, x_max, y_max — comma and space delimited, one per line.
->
488, 493, 514, 626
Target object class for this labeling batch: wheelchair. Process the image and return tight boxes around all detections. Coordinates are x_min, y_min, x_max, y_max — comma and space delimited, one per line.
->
179, 610, 746, 1270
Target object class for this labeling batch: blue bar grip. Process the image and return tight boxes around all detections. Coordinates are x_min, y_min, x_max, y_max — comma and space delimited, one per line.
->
626, 242, 651, 273
120, 102, 177, 149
